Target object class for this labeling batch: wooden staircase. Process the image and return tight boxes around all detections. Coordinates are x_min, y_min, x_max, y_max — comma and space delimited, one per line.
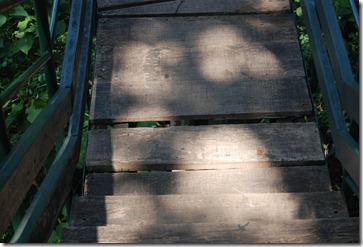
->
61, 0, 359, 243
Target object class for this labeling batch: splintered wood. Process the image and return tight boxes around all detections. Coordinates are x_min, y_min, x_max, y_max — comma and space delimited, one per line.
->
90, 15, 310, 123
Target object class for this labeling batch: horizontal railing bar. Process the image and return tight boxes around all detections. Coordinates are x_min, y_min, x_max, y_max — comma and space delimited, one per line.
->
0, 53, 51, 106
0, 88, 72, 237
315, 0, 359, 124
0, 0, 27, 13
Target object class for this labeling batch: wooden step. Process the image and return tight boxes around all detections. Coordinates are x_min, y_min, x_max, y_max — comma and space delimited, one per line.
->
84, 166, 332, 195
69, 192, 348, 227
98, 0, 291, 16
90, 14, 309, 124
62, 217, 359, 243
86, 123, 324, 172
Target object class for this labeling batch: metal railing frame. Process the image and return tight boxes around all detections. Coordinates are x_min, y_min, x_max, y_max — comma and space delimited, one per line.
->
301, 0, 359, 195
0, 0, 96, 242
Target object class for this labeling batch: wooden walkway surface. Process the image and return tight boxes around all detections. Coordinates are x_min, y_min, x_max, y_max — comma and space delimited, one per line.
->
61, 0, 359, 243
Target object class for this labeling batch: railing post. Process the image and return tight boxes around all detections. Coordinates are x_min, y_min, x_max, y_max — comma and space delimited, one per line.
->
33, 0, 58, 97
49, 0, 60, 41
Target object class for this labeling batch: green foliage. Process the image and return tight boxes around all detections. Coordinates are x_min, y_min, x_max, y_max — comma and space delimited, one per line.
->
48, 205, 69, 243
0, 1, 70, 144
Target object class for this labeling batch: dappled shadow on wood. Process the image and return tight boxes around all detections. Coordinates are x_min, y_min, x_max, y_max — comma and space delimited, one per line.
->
61, 0, 359, 243
90, 14, 311, 123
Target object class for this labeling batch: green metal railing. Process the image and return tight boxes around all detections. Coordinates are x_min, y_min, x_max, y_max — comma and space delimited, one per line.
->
301, 0, 359, 195
0, 0, 96, 242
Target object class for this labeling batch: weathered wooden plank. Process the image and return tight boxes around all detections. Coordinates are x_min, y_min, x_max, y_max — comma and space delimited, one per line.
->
85, 166, 332, 195
61, 217, 359, 243
0, 88, 72, 237
99, 0, 291, 16
69, 192, 348, 227
98, 0, 174, 11
90, 15, 309, 123
86, 123, 324, 172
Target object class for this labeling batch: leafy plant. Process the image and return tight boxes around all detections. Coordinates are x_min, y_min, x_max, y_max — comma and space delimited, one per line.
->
1, 1, 70, 145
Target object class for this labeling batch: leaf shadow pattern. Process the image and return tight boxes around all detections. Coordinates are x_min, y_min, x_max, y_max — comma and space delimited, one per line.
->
61, 0, 359, 244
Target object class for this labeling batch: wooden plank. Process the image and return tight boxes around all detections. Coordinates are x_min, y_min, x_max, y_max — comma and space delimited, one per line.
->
61, 218, 360, 243
69, 192, 348, 226
86, 123, 324, 172
98, 0, 174, 11
0, 88, 72, 236
90, 15, 309, 123
99, 0, 291, 16
84, 166, 332, 195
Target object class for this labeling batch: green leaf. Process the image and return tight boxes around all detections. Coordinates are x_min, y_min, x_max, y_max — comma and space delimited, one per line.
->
0, 15, 7, 28
55, 20, 66, 37
33, 98, 47, 108
17, 17, 30, 31
6, 103, 24, 126
0, 38, 3, 48
17, 35, 34, 55
10, 6, 28, 17
3, 42, 20, 57
14, 30, 25, 39
296, 7, 302, 17
26, 105, 41, 123
47, 230, 59, 243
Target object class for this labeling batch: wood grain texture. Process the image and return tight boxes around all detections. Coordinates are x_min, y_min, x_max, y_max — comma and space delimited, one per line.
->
62, 217, 359, 243
99, 0, 291, 16
69, 192, 348, 227
90, 15, 309, 123
86, 123, 324, 172
84, 166, 332, 195
98, 0, 174, 11
0, 89, 72, 236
